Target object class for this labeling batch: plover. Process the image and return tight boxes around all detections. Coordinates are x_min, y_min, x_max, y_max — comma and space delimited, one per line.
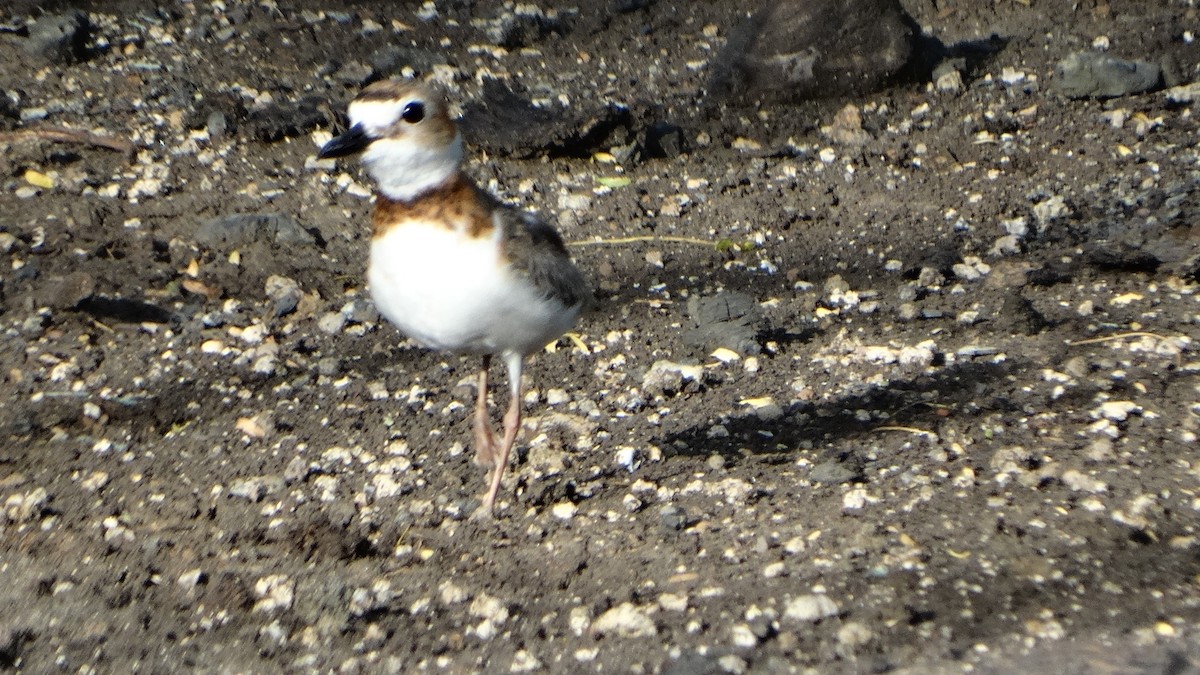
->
318, 80, 589, 518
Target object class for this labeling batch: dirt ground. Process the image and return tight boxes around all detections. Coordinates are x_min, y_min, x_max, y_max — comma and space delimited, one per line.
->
2, 0, 1200, 672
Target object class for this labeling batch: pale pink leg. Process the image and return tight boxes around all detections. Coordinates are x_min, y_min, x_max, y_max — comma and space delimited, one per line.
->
472, 356, 497, 468
476, 353, 524, 518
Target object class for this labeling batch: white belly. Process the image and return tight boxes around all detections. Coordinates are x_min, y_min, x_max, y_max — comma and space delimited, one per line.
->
368, 221, 579, 356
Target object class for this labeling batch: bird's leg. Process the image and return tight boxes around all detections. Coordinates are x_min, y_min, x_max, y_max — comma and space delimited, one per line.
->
472, 355, 498, 468
476, 353, 523, 518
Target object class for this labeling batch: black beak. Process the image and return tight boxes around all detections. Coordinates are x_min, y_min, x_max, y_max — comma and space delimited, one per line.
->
318, 123, 372, 159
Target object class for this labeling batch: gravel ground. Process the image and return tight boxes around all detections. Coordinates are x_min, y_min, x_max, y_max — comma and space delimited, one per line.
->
2, 0, 1200, 672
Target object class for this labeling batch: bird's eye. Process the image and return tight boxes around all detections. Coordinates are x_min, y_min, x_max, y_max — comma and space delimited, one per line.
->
401, 101, 425, 124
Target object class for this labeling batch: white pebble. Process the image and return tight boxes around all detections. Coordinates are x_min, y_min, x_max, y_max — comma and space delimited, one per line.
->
591, 602, 657, 637
731, 623, 758, 648
784, 593, 839, 622
551, 502, 578, 520
252, 574, 295, 613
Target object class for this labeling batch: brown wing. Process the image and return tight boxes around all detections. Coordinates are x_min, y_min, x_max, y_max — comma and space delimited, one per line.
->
500, 209, 590, 310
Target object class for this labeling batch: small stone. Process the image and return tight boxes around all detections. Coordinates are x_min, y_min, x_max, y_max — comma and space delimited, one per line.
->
810, 461, 858, 484
784, 593, 839, 623
836, 621, 874, 650
731, 623, 759, 648
644, 122, 685, 159
318, 312, 347, 335
24, 11, 91, 64
642, 360, 705, 396
591, 602, 657, 638
717, 655, 748, 674
283, 456, 313, 484
359, 623, 387, 652
80, 471, 109, 492
348, 580, 394, 617
252, 574, 295, 613
510, 650, 542, 672
4, 487, 49, 522
615, 447, 640, 472
1061, 469, 1107, 493
1053, 51, 1163, 98
935, 66, 964, 93
551, 502, 578, 520
783, 536, 807, 555
316, 357, 341, 376
660, 504, 687, 531
1093, 400, 1141, 422
229, 476, 274, 501
265, 275, 302, 317
469, 593, 509, 624
558, 193, 593, 211
439, 581, 469, 605
658, 593, 688, 612
177, 568, 206, 591
195, 213, 315, 249
568, 606, 591, 635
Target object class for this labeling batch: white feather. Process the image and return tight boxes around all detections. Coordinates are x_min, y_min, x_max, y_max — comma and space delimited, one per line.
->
369, 220, 580, 357
348, 99, 465, 202
361, 135, 463, 202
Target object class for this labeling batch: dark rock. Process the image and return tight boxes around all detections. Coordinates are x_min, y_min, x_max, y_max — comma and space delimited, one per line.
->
1167, 254, 1200, 282
997, 294, 1047, 336
460, 79, 631, 159
810, 458, 863, 484
659, 504, 688, 531
683, 291, 765, 355
343, 299, 378, 324
484, 6, 567, 49
185, 92, 247, 133
264, 275, 302, 317
1027, 260, 1075, 286
206, 111, 227, 138
24, 11, 90, 65
368, 46, 441, 80
710, 0, 928, 100
195, 213, 315, 249
1053, 51, 1162, 99
0, 623, 34, 667
13, 263, 39, 284
244, 96, 327, 143
643, 122, 685, 159
0, 91, 18, 122
78, 297, 175, 324
38, 271, 95, 309
614, 0, 654, 12
1083, 242, 1161, 273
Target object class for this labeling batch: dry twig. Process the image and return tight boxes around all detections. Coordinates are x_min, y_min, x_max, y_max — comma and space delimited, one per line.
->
0, 125, 135, 159
1066, 331, 1171, 346
567, 235, 715, 248
872, 425, 938, 439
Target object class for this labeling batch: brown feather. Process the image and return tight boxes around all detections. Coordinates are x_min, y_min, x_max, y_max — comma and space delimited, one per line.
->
372, 174, 498, 239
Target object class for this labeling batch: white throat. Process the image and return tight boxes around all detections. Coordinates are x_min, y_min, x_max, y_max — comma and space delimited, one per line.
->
362, 132, 464, 202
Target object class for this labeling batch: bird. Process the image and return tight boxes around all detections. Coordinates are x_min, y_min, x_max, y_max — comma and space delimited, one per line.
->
317, 79, 589, 518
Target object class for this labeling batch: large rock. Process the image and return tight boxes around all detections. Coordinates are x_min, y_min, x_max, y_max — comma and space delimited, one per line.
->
710, 0, 927, 99
24, 11, 91, 65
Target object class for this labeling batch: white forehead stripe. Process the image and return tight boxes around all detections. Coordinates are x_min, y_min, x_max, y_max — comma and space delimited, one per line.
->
348, 99, 411, 135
